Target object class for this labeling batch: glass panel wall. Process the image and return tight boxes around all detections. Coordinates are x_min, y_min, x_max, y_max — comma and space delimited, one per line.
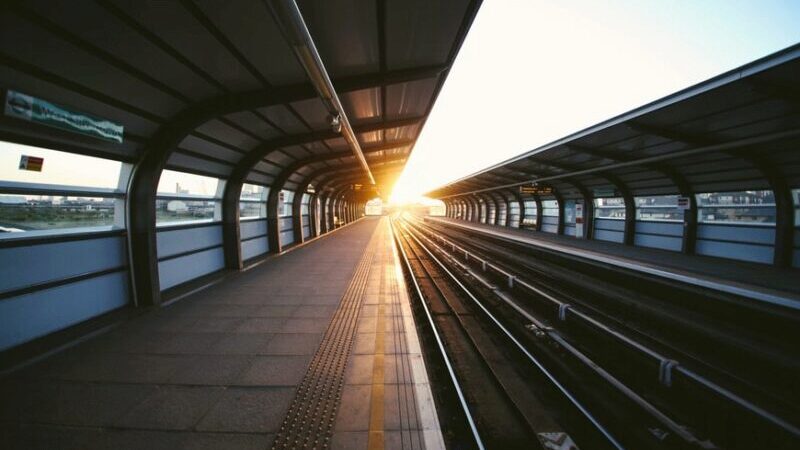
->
155, 170, 223, 226
542, 199, 559, 216
635, 195, 682, 222
594, 197, 626, 219
0, 141, 128, 235
696, 190, 775, 225
240, 183, 267, 219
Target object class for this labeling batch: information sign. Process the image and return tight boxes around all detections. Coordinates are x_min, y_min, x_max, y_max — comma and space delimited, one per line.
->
18, 155, 44, 172
5, 90, 124, 143
520, 184, 553, 195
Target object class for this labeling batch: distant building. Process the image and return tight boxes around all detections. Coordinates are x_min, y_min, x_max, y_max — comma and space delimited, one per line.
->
167, 200, 188, 212
0, 195, 27, 204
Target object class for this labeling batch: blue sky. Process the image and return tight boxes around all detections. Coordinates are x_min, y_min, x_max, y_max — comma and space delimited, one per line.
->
390, 0, 800, 202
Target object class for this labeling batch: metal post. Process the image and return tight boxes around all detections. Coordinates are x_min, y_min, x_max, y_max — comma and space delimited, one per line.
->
266, 187, 283, 253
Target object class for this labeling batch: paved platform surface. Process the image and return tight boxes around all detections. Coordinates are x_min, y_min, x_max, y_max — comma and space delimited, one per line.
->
428, 216, 800, 303
0, 217, 441, 450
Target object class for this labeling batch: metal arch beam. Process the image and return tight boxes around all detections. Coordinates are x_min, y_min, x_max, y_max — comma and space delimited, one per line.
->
264, 140, 412, 251
265, 138, 413, 205
631, 123, 794, 264
456, 195, 468, 221
487, 191, 504, 225
467, 195, 481, 223
270, 160, 407, 250
475, 192, 492, 224
295, 160, 410, 237
505, 188, 524, 228
433, 128, 800, 199
221, 118, 419, 267
489, 190, 508, 226
314, 160, 408, 192
729, 150, 795, 267
511, 167, 595, 238
485, 192, 502, 225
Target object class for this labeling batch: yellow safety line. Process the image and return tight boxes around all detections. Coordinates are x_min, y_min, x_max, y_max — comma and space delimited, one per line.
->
368, 226, 387, 450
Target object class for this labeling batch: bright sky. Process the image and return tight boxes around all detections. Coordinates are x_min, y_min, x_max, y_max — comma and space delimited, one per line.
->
389, 0, 800, 204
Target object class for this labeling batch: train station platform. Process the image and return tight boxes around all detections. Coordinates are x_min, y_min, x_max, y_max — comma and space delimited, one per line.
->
0, 217, 442, 450
426, 217, 800, 308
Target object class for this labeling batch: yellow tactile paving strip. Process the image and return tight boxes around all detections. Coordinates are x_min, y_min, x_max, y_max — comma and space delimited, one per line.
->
270, 225, 381, 449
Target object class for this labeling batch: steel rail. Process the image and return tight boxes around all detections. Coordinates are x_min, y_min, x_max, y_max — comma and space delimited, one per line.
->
390, 219, 485, 450
396, 218, 625, 450
409, 216, 800, 442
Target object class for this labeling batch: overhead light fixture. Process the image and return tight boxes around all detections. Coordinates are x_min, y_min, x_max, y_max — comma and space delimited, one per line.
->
267, 0, 377, 188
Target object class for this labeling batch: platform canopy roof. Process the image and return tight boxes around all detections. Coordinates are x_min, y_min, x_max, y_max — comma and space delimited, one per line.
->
427, 44, 800, 202
0, 0, 480, 197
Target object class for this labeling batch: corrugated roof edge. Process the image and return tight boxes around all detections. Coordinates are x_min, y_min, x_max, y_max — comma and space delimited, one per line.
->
428, 42, 800, 195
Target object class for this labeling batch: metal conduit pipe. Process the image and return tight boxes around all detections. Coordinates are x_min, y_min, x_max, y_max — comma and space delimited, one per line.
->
267, 0, 376, 187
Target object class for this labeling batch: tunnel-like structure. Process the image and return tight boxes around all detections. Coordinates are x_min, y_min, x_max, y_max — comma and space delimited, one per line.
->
0, 0, 479, 350
430, 45, 800, 269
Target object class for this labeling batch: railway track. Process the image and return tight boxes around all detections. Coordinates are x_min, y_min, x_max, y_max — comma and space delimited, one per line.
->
393, 214, 800, 450
395, 218, 654, 450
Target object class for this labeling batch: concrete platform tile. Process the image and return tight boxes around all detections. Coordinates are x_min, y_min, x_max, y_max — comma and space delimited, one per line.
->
102, 429, 188, 450
0, 423, 109, 450
254, 305, 298, 317
196, 387, 295, 433
235, 318, 285, 333
116, 385, 224, 430
208, 334, 275, 355
58, 353, 190, 384
280, 318, 331, 333
236, 355, 312, 386
386, 429, 424, 450
186, 317, 245, 333
291, 305, 338, 318
384, 383, 420, 431
333, 384, 371, 432
146, 332, 224, 354
352, 332, 376, 355
343, 354, 374, 385
179, 432, 274, 450
329, 431, 368, 450
264, 333, 323, 355
168, 355, 253, 385
356, 316, 377, 333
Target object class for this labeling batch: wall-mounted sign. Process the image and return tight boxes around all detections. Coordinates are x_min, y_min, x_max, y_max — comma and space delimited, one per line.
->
351, 183, 363, 191
4, 90, 124, 143
593, 187, 619, 198
520, 183, 553, 195
18, 155, 43, 172
575, 203, 584, 238
677, 196, 691, 210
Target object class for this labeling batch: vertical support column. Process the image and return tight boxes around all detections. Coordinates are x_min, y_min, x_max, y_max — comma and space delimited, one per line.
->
328, 196, 335, 229
583, 195, 595, 239
622, 190, 636, 246
554, 191, 565, 235
682, 195, 698, 255
534, 196, 543, 231
309, 194, 318, 237
321, 195, 327, 233
504, 193, 512, 227
292, 190, 305, 244
266, 187, 283, 254
222, 179, 243, 270
773, 181, 794, 267
471, 197, 480, 222
127, 160, 162, 306
512, 190, 525, 229
481, 194, 496, 225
